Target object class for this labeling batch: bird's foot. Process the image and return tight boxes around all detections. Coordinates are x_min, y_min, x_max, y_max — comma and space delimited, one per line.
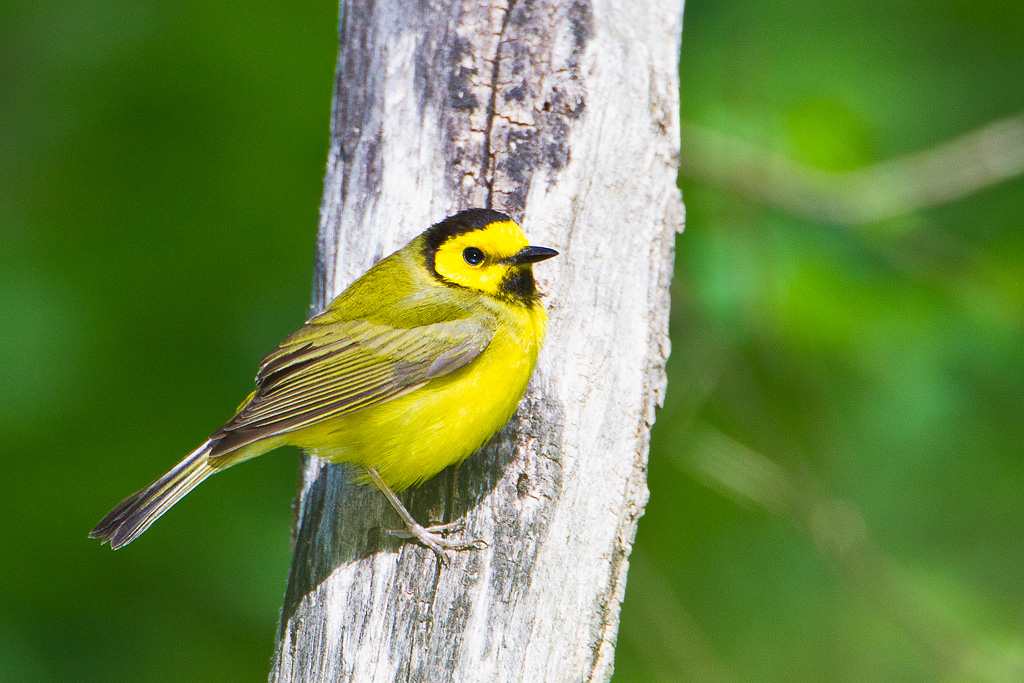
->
385, 519, 487, 563
365, 467, 486, 563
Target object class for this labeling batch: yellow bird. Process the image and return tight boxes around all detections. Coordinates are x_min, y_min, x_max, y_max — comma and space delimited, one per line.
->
90, 209, 557, 555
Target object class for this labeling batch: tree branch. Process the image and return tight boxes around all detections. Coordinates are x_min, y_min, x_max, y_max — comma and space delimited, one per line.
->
679, 113, 1024, 225
270, 1, 683, 680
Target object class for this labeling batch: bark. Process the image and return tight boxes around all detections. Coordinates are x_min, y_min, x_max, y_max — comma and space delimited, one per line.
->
269, 0, 683, 681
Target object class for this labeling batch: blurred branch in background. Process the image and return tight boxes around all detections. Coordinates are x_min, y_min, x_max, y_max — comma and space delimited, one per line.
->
674, 425, 1024, 683
679, 113, 1024, 225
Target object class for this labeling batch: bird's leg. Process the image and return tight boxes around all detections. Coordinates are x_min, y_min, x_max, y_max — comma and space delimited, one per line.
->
366, 468, 486, 560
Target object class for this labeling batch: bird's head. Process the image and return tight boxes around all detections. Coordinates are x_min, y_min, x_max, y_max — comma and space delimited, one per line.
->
423, 209, 558, 303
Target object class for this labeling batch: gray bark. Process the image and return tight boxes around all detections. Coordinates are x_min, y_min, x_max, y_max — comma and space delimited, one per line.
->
269, 0, 683, 681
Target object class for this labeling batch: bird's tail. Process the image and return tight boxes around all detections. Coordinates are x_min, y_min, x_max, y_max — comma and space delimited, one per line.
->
90, 441, 217, 549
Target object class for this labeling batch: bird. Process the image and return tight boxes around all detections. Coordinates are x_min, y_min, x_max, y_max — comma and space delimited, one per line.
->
90, 208, 558, 556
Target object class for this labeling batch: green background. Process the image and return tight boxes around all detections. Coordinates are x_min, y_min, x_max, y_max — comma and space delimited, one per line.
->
2, 1, 1022, 681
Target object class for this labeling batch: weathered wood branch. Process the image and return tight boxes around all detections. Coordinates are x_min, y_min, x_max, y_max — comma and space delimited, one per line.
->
269, 0, 683, 681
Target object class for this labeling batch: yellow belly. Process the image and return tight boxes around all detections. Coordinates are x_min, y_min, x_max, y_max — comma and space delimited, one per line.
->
283, 303, 545, 491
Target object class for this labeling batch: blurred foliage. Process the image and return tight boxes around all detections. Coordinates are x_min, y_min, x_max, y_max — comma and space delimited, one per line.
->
615, 0, 1024, 682
2, 0, 1022, 682
1, 1, 336, 681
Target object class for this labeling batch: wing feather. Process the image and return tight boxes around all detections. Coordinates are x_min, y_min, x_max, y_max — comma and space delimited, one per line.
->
207, 317, 493, 457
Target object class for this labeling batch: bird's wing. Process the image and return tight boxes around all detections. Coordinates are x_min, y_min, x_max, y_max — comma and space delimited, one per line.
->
207, 316, 494, 457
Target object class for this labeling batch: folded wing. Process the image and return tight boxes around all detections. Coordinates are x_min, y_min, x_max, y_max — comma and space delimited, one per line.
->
208, 316, 494, 458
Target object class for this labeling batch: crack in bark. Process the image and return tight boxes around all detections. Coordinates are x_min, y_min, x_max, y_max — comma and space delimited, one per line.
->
481, 0, 517, 210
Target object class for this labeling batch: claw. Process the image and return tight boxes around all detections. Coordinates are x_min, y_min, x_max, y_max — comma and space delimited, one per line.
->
385, 519, 465, 537
385, 520, 482, 562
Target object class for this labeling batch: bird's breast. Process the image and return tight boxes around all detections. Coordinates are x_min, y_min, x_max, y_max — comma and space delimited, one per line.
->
304, 302, 547, 491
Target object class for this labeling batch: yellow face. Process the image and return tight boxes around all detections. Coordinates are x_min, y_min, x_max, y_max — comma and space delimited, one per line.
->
433, 219, 530, 296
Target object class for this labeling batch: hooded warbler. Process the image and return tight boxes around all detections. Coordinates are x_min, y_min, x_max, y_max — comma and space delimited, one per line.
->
90, 209, 558, 555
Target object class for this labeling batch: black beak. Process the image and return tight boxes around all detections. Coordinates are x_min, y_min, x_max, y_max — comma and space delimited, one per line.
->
506, 246, 559, 266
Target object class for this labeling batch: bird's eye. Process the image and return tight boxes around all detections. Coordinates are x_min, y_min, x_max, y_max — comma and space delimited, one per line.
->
463, 247, 485, 266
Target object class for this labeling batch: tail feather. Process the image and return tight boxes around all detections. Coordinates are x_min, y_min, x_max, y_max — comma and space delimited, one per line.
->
90, 441, 217, 549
